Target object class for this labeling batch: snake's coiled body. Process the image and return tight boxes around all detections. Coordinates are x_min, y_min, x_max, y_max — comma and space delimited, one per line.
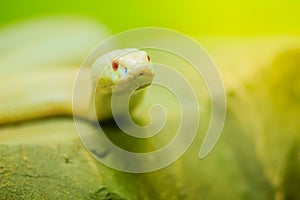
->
0, 49, 154, 125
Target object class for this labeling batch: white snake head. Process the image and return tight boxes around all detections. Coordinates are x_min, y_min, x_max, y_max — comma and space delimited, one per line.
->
92, 49, 155, 94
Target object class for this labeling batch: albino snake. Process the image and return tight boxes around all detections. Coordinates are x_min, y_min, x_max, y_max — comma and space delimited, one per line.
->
0, 49, 155, 125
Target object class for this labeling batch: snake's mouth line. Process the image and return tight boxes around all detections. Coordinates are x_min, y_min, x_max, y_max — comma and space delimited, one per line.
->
98, 63, 154, 94
113, 73, 153, 94
119, 64, 154, 83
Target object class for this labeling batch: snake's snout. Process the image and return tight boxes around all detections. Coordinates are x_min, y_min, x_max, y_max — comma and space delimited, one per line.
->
92, 49, 155, 94
119, 63, 154, 83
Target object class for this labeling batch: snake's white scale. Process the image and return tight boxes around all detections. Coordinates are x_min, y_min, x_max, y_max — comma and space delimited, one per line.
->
0, 49, 155, 125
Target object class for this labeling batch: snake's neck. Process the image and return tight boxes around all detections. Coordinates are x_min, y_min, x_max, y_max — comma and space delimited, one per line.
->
92, 89, 114, 121
84, 87, 146, 122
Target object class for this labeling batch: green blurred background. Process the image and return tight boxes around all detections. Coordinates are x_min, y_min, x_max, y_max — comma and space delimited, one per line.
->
1, 0, 300, 36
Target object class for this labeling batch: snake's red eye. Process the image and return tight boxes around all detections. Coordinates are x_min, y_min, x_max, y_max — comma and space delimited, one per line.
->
147, 55, 150, 62
112, 60, 119, 71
